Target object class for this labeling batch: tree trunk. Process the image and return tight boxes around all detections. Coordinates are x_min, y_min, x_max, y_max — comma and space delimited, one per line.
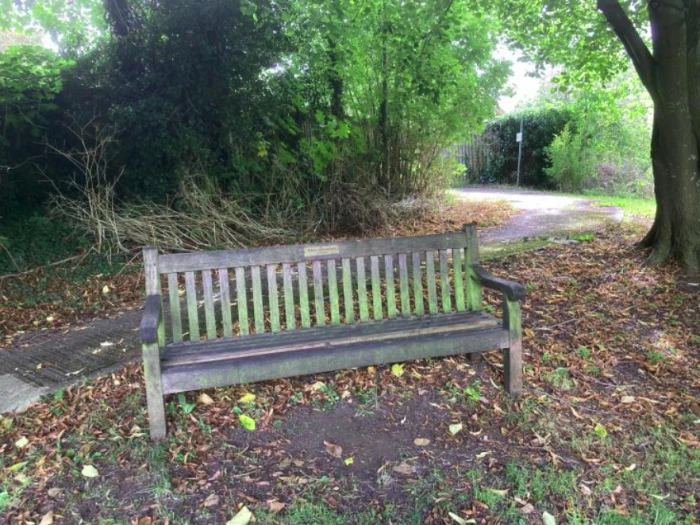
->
598, 0, 700, 272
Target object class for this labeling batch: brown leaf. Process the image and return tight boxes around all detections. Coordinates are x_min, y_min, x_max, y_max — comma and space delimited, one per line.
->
324, 441, 343, 458
204, 494, 220, 507
269, 501, 286, 513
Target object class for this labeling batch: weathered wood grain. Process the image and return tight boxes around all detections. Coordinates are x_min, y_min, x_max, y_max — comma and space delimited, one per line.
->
202, 269, 217, 339
161, 328, 508, 394
167, 272, 183, 343
412, 252, 425, 315
298, 262, 311, 328
342, 258, 355, 323
158, 232, 470, 273
282, 263, 296, 330
219, 269, 233, 338
312, 260, 326, 327
398, 253, 410, 316
266, 265, 281, 332
327, 260, 340, 325
235, 267, 249, 336
184, 271, 200, 341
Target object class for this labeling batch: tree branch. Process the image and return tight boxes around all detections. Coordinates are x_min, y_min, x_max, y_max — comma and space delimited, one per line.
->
597, 0, 656, 97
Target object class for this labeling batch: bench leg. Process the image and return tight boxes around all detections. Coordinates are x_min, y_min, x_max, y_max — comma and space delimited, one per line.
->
467, 351, 482, 363
503, 298, 523, 397
143, 342, 167, 439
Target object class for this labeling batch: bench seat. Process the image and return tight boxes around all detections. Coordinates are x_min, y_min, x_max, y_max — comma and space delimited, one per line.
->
159, 311, 506, 394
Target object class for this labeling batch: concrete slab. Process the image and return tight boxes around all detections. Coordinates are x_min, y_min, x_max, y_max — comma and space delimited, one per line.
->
0, 374, 50, 413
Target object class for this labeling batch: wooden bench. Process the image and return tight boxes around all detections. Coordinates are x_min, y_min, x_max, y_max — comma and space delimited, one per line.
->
140, 224, 525, 439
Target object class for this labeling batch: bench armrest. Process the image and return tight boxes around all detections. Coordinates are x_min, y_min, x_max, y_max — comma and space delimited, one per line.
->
471, 265, 526, 302
140, 294, 163, 345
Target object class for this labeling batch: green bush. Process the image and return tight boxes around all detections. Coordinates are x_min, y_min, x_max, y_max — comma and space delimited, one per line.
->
544, 123, 595, 192
473, 108, 571, 188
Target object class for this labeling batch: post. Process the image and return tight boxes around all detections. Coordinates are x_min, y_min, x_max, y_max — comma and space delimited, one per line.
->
503, 296, 523, 397
516, 117, 524, 187
142, 246, 167, 439
464, 224, 483, 363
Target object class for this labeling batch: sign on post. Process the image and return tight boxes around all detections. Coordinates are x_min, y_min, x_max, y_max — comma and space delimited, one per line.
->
516, 132, 522, 143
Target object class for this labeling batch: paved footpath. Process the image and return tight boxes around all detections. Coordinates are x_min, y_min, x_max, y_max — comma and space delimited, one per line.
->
0, 187, 622, 414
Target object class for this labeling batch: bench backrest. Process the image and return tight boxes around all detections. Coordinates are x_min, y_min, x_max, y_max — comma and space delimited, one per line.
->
145, 224, 482, 344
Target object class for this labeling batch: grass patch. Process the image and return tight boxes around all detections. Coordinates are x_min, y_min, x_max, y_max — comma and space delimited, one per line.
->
585, 193, 656, 219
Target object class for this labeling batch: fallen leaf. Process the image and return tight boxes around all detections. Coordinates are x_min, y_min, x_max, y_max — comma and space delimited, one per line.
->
269, 501, 285, 513
81, 465, 99, 478
487, 488, 508, 496
520, 503, 535, 514
579, 484, 592, 496
198, 393, 214, 405
226, 506, 253, 525
594, 423, 608, 438
414, 438, 430, 446
239, 392, 256, 404
344, 457, 354, 465
448, 512, 475, 524
393, 463, 414, 475
39, 511, 54, 525
102, 285, 110, 295
324, 441, 343, 458
391, 363, 404, 377
543, 511, 556, 525
8, 461, 27, 472
475, 451, 491, 459
47, 488, 62, 498
14, 436, 28, 449
239, 414, 256, 431
621, 396, 635, 404
449, 423, 463, 435
203, 494, 219, 507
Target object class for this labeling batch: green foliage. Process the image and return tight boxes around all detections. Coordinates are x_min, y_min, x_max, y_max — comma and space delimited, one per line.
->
472, 108, 571, 188
0, 45, 69, 214
1, 0, 509, 255
545, 122, 593, 192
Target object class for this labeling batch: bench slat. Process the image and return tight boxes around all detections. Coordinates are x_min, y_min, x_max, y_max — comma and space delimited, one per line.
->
425, 251, 438, 315
163, 313, 503, 367
342, 258, 355, 323
235, 267, 250, 336
167, 272, 183, 343
412, 252, 425, 316
165, 311, 497, 358
465, 224, 482, 310
157, 232, 469, 274
384, 254, 396, 319
370, 256, 382, 320
267, 265, 281, 332
297, 262, 311, 328
439, 249, 452, 313
356, 257, 369, 321
282, 263, 296, 330
452, 249, 465, 312
251, 266, 265, 333
312, 260, 325, 327
219, 269, 233, 338
398, 253, 410, 316
184, 271, 200, 341
327, 260, 340, 325
202, 270, 217, 339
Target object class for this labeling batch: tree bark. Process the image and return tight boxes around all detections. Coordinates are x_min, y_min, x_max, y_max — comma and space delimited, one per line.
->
598, 0, 700, 272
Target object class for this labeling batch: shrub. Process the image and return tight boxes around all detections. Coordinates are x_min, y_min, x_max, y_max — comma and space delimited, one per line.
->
468, 108, 572, 188
544, 123, 595, 192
